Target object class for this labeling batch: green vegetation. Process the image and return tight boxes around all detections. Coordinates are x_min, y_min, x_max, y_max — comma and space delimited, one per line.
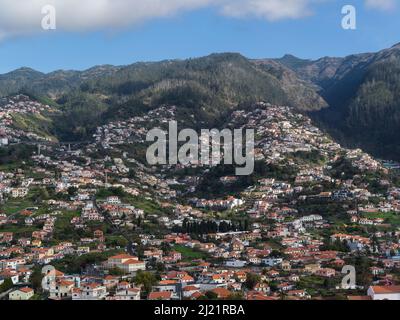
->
0, 145, 35, 168
297, 275, 337, 297
244, 273, 261, 290
52, 211, 81, 242
51, 250, 123, 274
173, 245, 208, 261
315, 50, 400, 161
54, 92, 108, 140
361, 211, 400, 227
290, 150, 327, 165
0, 278, 13, 293
134, 270, 159, 295
11, 112, 56, 141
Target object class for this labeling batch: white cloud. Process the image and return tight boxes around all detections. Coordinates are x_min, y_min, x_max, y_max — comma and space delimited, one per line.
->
0, 0, 215, 37
0, 0, 322, 39
365, 0, 396, 11
220, 0, 314, 21
0, 0, 395, 40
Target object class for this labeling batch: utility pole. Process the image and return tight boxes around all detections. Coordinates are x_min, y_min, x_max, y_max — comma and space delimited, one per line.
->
37, 144, 41, 156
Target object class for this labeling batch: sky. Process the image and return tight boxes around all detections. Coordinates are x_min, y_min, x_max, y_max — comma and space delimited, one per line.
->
0, 0, 399, 73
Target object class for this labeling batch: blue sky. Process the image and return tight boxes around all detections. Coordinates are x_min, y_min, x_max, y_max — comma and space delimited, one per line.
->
0, 0, 399, 73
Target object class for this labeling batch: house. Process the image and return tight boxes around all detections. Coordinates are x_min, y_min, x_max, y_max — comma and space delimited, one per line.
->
367, 285, 400, 300
304, 264, 321, 274
183, 285, 200, 298
10, 188, 28, 198
212, 287, 231, 299
231, 239, 245, 252
72, 283, 107, 300
315, 268, 336, 278
225, 260, 247, 268
106, 254, 146, 273
370, 267, 385, 276
0, 232, 13, 243
49, 280, 75, 300
0, 271, 19, 284
9, 287, 34, 300
107, 196, 121, 204
254, 282, 270, 293
153, 280, 179, 299
287, 290, 307, 298
103, 275, 120, 289
148, 291, 173, 300
281, 261, 291, 271
94, 230, 104, 239
262, 257, 283, 267
113, 286, 141, 300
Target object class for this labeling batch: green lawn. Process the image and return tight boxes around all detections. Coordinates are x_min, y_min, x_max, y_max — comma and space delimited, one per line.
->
126, 196, 164, 215
0, 224, 39, 235
173, 244, 208, 261
362, 211, 400, 226
52, 211, 82, 242
1, 199, 34, 215
0, 163, 19, 171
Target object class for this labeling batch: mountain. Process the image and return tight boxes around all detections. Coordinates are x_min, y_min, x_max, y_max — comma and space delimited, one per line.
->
0, 65, 122, 98
0, 53, 328, 141
303, 45, 400, 161
2, 45, 400, 161
0, 54, 325, 113
279, 55, 344, 90
0, 67, 44, 96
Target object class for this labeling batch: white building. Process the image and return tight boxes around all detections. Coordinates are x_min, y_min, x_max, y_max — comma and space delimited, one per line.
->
0, 137, 8, 146
8, 287, 34, 300
225, 260, 247, 268
72, 283, 107, 300
106, 254, 146, 273
10, 188, 28, 198
107, 196, 121, 205
367, 286, 400, 300
262, 257, 283, 267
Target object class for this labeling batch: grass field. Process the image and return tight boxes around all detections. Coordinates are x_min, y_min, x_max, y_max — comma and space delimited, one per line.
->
0, 224, 39, 235
173, 244, 208, 261
362, 211, 400, 226
1, 199, 34, 215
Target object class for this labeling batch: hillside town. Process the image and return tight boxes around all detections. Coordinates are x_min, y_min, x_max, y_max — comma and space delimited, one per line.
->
0, 95, 56, 145
1, 98, 400, 300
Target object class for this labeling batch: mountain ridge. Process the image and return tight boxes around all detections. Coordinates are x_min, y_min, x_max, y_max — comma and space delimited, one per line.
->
1, 44, 400, 160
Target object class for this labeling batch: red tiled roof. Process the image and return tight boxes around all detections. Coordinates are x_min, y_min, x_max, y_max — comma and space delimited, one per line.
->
371, 286, 400, 294
148, 291, 172, 300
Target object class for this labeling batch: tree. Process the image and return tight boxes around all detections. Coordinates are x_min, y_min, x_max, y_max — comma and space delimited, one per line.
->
244, 273, 261, 290
161, 242, 171, 254
204, 291, 218, 300
30, 267, 44, 292
108, 267, 125, 276
228, 292, 244, 300
155, 262, 165, 272
67, 186, 78, 197
0, 278, 13, 293
134, 270, 158, 294
269, 250, 282, 258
